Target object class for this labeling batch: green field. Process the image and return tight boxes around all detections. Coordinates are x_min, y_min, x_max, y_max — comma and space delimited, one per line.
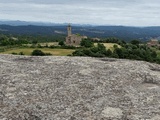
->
0, 42, 122, 56
0, 48, 75, 56
94, 43, 121, 50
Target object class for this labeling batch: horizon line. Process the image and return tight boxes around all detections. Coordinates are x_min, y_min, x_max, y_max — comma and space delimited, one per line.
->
0, 19, 160, 27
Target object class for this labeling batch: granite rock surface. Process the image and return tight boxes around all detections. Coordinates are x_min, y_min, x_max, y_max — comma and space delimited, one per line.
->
0, 55, 160, 120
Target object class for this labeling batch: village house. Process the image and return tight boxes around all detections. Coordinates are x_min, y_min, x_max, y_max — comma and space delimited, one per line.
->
65, 24, 87, 46
147, 39, 160, 48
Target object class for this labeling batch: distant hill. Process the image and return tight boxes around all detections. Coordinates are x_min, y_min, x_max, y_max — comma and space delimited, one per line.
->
1, 21, 160, 41
0, 20, 62, 26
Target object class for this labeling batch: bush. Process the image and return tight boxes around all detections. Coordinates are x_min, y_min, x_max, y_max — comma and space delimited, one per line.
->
31, 49, 52, 56
49, 45, 60, 49
103, 37, 120, 43
19, 52, 24, 55
11, 52, 17, 55
130, 40, 141, 45
37, 44, 43, 48
61, 45, 76, 49
72, 50, 85, 56
32, 40, 38, 44
80, 39, 93, 48
30, 44, 36, 48
106, 49, 112, 56
31, 49, 45, 56
49, 45, 56, 48
58, 41, 65, 46
45, 53, 52, 56
45, 44, 48, 48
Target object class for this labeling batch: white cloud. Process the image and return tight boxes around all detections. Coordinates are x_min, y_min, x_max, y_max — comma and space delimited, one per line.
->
0, 0, 160, 26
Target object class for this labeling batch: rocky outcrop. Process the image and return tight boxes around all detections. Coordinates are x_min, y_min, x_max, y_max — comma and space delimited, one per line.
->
0, 55, 160, 120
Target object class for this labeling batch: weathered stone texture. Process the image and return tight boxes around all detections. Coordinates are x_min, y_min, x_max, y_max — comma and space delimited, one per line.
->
0, 55, 160, 120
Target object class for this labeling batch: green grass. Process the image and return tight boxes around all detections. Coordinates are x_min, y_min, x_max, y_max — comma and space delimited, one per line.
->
150, 47, 160, 58
0, 48, 75, 56
94, 43, 121, 50
157, 50, 160, 58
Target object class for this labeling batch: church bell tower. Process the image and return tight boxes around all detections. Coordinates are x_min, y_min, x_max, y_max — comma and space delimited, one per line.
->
67, 24, 72, 36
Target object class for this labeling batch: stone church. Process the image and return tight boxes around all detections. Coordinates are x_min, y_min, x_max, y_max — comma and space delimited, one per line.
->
65, 24, 87, 46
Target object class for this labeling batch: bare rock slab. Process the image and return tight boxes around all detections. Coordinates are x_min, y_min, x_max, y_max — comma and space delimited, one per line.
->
0, 55, 160, 119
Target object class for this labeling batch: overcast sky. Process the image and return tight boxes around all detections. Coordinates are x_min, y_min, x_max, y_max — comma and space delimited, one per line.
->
0, 0, 160, 26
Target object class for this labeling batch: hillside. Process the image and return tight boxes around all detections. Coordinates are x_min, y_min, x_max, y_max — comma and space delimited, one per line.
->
1, 25, 160, 41
0, 55, 160, 119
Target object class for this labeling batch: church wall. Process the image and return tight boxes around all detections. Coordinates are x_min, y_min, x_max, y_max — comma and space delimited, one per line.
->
66, 36, 83, 45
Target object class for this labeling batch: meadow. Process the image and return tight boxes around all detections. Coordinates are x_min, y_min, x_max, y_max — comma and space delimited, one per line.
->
94, 43, 121, 50
0, 42, 121, 56
0, 48, 75, 56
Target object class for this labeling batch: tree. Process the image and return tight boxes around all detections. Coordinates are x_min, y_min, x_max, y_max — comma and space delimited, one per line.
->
1, 40, 10, 46
58, 41, 65, 46
32, 40, 38, 44
130, 40, 141, 45
37, 44, 43, 48
113, 44, 118, 49
96, 43, 107, 55
151, 51, 157, 58
19, 52, 24, 55
72, 50, 85, 56
104, 37, 120, 43
80, 39, 93, 48
106, 49, 112, 56
114, 48, 123, 58
45, 43, 48, 48
97, 43, 106, 51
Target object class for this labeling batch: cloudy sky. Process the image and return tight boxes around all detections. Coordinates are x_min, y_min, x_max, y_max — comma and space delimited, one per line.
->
0, 0, 160, 26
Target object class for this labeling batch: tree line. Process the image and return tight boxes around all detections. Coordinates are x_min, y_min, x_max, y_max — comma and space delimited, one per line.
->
0, 34, 65, 46
72, 39, 160, 64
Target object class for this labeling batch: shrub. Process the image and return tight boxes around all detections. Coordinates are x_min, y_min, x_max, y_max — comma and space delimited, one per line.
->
45, 44, 48, 48
72, 50, 85, 56
37, 44, 43, 48
80, 39, 93, 48
19, 52, 24, 55
30, 44, 36, 48
58, 41, 65, 46
31, 49, 45, 56
11, 52, 17, 55
61, 45, 76, 49
106, 49, 112, 56
130, 40, 141, 45
45, 53, 52, 56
